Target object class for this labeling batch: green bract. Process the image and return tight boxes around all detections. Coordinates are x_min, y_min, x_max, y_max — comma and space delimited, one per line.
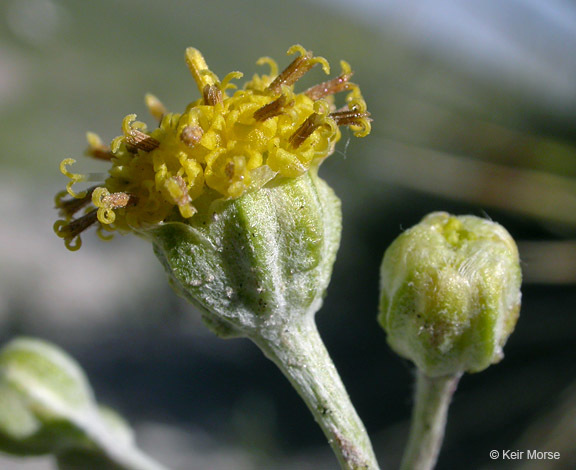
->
379, 212, 522, 377
148, 169, 341, 339
147, 172, 382, 469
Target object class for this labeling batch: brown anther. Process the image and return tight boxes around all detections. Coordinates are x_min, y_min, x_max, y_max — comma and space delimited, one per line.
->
102, 192, 138, 209
253, 94, 294, 121
180, 125, 204, 147
57, 186, 98, 218
289, 113, 324, 149
268, 51, 316, 94
171, 176, 192, 206
203, 84, 223, 105
329, 109, 372, 127
225, 162, 235, 179
62, 210, 99, 238
125, 130, 160, 153
86, 146, 114, 161
304, 74, 353, 101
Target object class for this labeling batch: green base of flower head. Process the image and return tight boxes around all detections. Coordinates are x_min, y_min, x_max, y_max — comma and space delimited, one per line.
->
50, 44, 374, 470
149, 169, 341, 337
379, 212, 522, 377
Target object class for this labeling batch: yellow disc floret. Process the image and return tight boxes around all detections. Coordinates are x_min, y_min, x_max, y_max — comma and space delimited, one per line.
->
55, 45, 371, 249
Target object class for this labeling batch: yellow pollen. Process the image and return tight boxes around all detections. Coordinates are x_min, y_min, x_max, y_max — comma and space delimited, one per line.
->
55, 45, 371, 249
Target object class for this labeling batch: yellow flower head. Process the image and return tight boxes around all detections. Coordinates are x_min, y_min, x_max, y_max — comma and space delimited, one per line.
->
54, 45, 371, 251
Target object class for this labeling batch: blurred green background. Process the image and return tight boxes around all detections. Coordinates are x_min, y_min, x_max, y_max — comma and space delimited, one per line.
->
0, 0, 575, 468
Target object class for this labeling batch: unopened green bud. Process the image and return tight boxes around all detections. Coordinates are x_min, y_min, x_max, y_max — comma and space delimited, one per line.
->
0, 338, 140, 463
0, 337, 97, 455
149, 170, 341, 338
379, 212, 521, 377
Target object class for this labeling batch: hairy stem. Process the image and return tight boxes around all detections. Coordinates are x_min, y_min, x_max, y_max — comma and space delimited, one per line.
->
400, 370, 461, 470
254, 318, 379, 470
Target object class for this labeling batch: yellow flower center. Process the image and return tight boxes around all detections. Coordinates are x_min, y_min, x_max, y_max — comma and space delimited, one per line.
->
54, 45, 371, 250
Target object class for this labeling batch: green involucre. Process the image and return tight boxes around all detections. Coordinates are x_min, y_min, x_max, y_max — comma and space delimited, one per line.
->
149, 170, 342, 338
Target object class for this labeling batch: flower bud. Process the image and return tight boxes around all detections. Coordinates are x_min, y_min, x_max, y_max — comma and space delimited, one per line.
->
378, 212, 521, 377
149, 169, 341, 337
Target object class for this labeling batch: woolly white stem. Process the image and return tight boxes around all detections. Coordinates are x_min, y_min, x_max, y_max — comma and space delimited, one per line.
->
254, 318, 379, 470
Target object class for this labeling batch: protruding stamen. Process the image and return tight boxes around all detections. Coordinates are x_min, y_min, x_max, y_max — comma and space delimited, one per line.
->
305, 74, 353, 101
56, 186, 98, 218
145, 93, 167, 122
125, 129, 161, 153
268, 45, 330, 94
185, 47, 218, 94
203, 84, 223, 105
64, 210, 99, 234
54, 210, 100, 250
329, 109, 371, 127
330, 107, 372, 137
289, 113, 325, 149
171, 176, 190, 202
253, 93, 295, 121
180, 125, 204, 147
166, 176, 196, 218
86, 133, 113, 160
93, 188, 138, 225
101, 191, 137, 209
